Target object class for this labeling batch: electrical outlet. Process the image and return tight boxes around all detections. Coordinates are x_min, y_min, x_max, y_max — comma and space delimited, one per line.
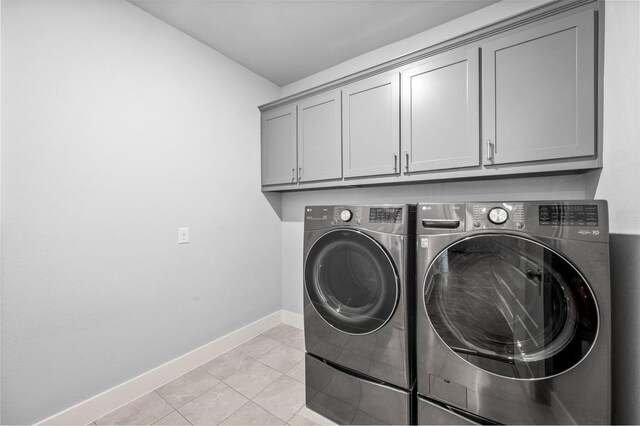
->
178, 227, 189, 244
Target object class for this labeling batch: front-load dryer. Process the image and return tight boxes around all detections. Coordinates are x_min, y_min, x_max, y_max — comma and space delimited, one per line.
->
303, 205, 415, 425
415, 201, 610, 425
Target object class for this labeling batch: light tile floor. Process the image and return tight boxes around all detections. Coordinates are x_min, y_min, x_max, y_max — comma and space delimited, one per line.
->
91, 324, 335, 425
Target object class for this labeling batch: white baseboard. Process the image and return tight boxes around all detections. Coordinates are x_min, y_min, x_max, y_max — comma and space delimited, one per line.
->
38, 310, 285, 425
281, 309, 303, 329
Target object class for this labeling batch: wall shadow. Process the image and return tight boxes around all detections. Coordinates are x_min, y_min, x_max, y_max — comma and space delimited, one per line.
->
610, 233, 640, 424
262, 191, 283, 220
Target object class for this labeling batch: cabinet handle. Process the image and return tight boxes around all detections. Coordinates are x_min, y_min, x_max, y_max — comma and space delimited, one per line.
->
404, 151, 410, 172
291, 168, 296, 182
487, 139, 494, 161
298, 167, 302, 182
393, 153, 398, 172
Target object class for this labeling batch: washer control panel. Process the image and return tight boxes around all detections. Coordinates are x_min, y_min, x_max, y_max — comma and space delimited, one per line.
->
539, 204, 599, 226
469, 203, 525, 230
418, 201, 608, 242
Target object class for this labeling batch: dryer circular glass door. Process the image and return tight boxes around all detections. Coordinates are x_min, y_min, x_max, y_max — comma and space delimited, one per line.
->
305, 229, 399, 335
423, 234, 598, 380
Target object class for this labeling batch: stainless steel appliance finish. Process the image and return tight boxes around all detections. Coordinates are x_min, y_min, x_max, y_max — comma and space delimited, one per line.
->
415, 201, 611, 425
417, 396, 476, 425
304, 204, 415, 425
306, 354, 411, 425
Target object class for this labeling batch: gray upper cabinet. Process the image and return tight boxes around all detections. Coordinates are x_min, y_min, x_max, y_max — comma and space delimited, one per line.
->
401, 48, 480, 173
261, 104, 296, 186
297, 90, 342, 183
342, 73, 400, 178
482, 10, 596, 166
259, 2, 601, 191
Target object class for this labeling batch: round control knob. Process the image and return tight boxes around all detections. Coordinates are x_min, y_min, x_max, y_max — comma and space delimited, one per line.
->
473, 221, 481, 228
340, 209, 353, 222
516, 222, 524, 229
488, 207, 509, 225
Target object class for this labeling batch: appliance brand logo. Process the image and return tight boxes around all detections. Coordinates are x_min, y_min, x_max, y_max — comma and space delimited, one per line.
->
578, 230, 600, 235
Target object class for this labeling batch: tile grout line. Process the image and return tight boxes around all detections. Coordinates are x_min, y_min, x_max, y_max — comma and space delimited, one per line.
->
216, 399, 253, 425
134, 367, 221, 424
217, 329, 293, 422
249, 375, 306, 424
217, 326, 303, 425
150, 408, 193, 426
285, 404, 306, 425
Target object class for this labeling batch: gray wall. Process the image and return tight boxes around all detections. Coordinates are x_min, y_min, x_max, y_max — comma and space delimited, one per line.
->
0, 1, 282, 424
598, 3, 640, 422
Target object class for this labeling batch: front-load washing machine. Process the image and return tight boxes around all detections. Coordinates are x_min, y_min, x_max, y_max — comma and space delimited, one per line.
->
303, 205, 415, 425
415, 201, 610, 425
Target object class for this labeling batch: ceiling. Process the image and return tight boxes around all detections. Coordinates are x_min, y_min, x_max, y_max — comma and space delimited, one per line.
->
127, 0, 500, 87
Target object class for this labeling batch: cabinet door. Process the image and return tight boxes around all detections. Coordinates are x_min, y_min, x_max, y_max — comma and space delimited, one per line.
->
402, 48, 480, 173
261, 105, 297, 186
343, 73, 400, 178
482, 10, 596, 166
297, 90, 342, 183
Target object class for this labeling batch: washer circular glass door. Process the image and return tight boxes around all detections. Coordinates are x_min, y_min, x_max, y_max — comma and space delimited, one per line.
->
424, 234, 598, 379
305, 229, 399, 335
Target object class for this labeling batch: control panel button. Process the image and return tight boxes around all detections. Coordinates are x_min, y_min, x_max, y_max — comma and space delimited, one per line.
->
474, 221, 481, 228
340, 209, 353, 222
488, 207, 509, 225
516, 222, 524, 229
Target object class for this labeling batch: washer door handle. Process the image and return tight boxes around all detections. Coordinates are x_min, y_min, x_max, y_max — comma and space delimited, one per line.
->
526, 269, 544, 281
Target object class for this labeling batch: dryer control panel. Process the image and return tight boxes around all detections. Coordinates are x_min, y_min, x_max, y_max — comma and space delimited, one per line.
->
305, 204, 414, 235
